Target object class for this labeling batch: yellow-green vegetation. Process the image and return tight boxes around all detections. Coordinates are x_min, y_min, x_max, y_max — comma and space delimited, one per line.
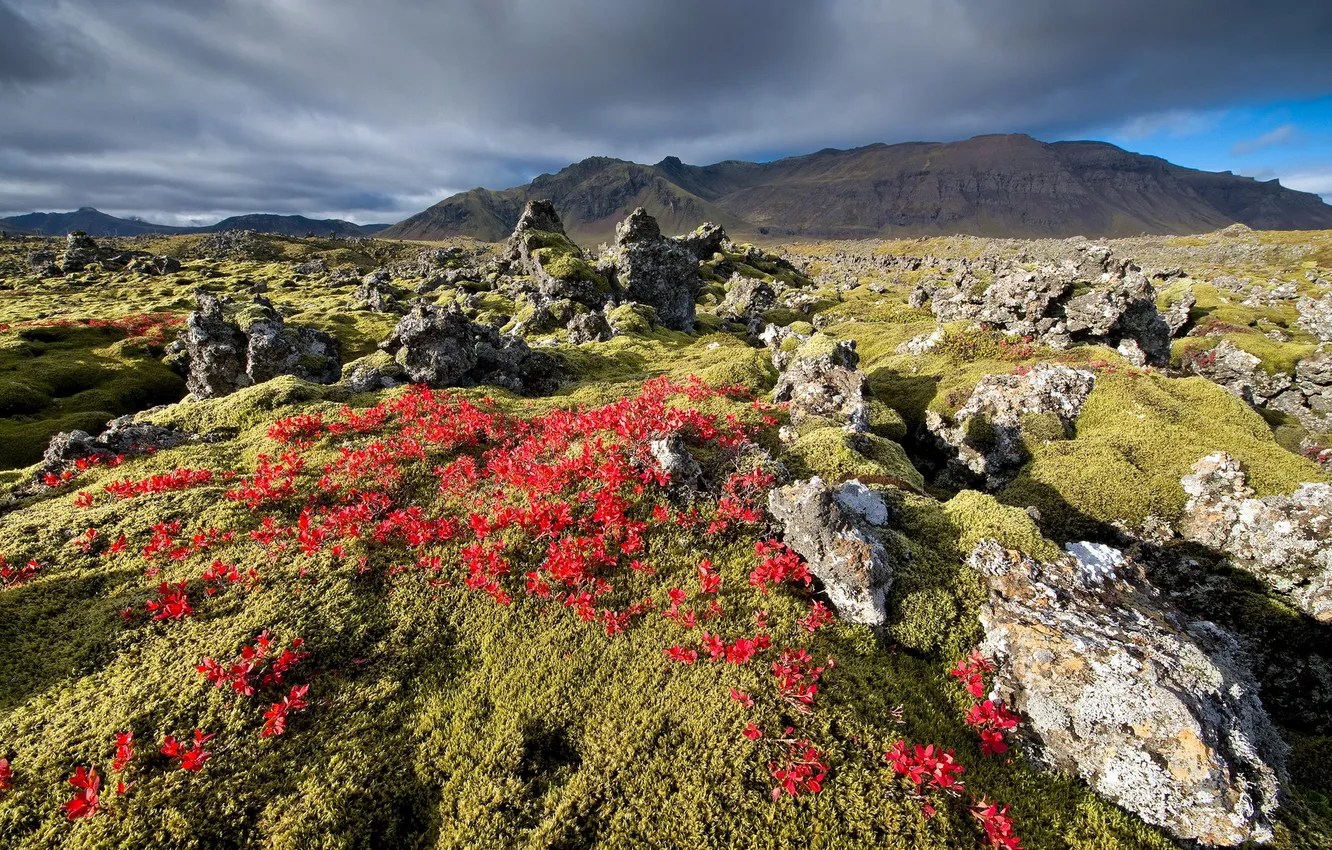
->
0, 322, 186, 469
2, 227, 1332, 849
783, 427, 924, 492
0, 375, 1187, 850
1002, 372, 1326, 539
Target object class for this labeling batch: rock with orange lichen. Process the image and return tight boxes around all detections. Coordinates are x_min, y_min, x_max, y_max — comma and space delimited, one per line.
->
971, 538, 1286, 846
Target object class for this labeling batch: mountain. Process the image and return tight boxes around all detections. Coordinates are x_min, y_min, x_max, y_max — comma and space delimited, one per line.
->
0, 207, 391, 238
380, 134, 1332, 243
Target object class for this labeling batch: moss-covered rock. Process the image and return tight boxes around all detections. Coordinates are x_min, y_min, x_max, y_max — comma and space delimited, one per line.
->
783, 427, 924, 491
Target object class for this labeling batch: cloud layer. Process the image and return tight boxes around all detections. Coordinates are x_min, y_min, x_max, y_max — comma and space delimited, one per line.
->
2, 0, 1330, 222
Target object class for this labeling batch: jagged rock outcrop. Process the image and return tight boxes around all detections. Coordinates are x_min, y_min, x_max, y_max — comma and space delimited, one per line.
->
1163, 284, 1196, 337
1298, 294, 1332, 343
60, 231, 101, 273
673, 222, 733, 262
928, 363, 1096, 490
349, 271, 401, 313
768, 477, 892, 627
503, 200, 606, 309
599, 208, 700, 332
124, 254, 182, 276
173, 291, 341, 398
718, 275, 776, 332
972, 539, 1287, 846
771, 335, 870, 433
921, 245, 1173, 364
27, 249, 59, 277
377, 301, 559, 395
566, 310, 613, 344
1186, 340, 1292, 406
1181, 452, 1332, 622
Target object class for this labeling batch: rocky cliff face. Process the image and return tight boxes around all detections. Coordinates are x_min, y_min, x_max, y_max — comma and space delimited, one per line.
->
380, 134, 1332, 243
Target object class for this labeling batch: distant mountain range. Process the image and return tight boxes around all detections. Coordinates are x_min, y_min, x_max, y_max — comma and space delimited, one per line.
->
381, 134, 1332, 244
0, 207, 391, 238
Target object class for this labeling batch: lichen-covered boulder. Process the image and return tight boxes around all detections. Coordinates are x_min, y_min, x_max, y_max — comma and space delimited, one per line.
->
768, 476, 892, 627
1062, 269, 1172, 365
60, 231, 101, 273
175, 292, 341, 399
1187, 340, 1291, 406
1296, 294, 1332, 342
928, 363, 1095, 491
566, 310, 613, 344
26, 249, 60, 277
772, 334, 870, 433
1181, 452, 1332, 622
244, 302, 341, 387
600, 208, 700, 332
181, 290, 250, 397
379, 301, 559, 395
1163, 283, 1196, 336
349, 272, 401, 313
923, 246, 1173, 363
972, 539, 1287, 846
718, 275, 776, 328
503, 200, 606, 308
673, 222, 733, 262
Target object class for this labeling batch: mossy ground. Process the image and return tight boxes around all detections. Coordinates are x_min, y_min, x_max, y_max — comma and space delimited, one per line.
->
1, 229, 1331, 848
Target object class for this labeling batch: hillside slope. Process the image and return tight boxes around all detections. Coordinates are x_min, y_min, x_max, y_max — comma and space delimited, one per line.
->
382, 134, 1332, 242
0, 209, 389, 239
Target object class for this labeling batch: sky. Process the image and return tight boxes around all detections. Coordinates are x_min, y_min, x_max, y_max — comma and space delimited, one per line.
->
1, 0, 1330, 226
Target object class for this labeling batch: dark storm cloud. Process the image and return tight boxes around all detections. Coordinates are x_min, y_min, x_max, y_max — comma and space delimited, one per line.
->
0, 1, 74, 84
1, 0, 1330, 223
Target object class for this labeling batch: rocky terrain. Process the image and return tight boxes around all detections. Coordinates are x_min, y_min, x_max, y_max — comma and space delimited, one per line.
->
0, 215, 1329, 849
381, 135, 1332, 244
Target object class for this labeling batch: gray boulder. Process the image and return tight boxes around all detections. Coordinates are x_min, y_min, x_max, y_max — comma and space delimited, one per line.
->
600, 208, 700, 332
1181, 452, 1332, 623
176, 291, 341, 398
60, 231, 101, 273
349, 273, 401, 313
1297, 294, 1332, 343
379, 301, 558, 395
718, 275, 776, 328
1163, 283, 1197, 337
27, 249, 60, 277
567, 310, 613, 344
503, 200, 605, 309
973, 539, 1286, 846
771, 335, 870, 433
928, 363, 1095, 490
768, 476, 892, 627
673, 222, 733, 262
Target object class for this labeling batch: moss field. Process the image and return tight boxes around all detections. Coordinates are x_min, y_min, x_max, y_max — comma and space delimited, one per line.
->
0, 229, 1331, 848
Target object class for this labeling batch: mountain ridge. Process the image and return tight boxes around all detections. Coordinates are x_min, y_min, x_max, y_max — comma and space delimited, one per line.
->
0, 207, 391, 238
380, 134, 1332, 244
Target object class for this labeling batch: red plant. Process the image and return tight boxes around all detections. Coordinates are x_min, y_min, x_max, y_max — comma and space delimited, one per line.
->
971, 799, 1024, 849
664, 645, 698, 664
884, 741, 966, 791
0, 758, 11, 792
104, 467, 214, 500
742, 722, 763, 741
797, 601, 835, 633
111, 732, 135, 773
145, 580, 193, 620
62, 766, 101, 820
197, 631, 307, 697
749, 540, 812, 593
772, 649, 827, 713
769, 737, 828, 799
949, 649, 996, 699
161, 729, 213, 772
965, 700, 1021, 756
0, 557, 42, 588
261, 684, 311, 738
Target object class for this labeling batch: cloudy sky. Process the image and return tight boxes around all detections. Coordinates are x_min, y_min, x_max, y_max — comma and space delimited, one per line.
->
2, 0, 1330, 225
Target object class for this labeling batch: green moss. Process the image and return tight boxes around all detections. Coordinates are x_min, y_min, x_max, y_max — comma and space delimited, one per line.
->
606, 303, 659, 336
759, 308, 804, 327
943, 490, 1062, 563
1001, 372, 1326, 539
783, 427, 924, 491
867, 399, 908, 440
